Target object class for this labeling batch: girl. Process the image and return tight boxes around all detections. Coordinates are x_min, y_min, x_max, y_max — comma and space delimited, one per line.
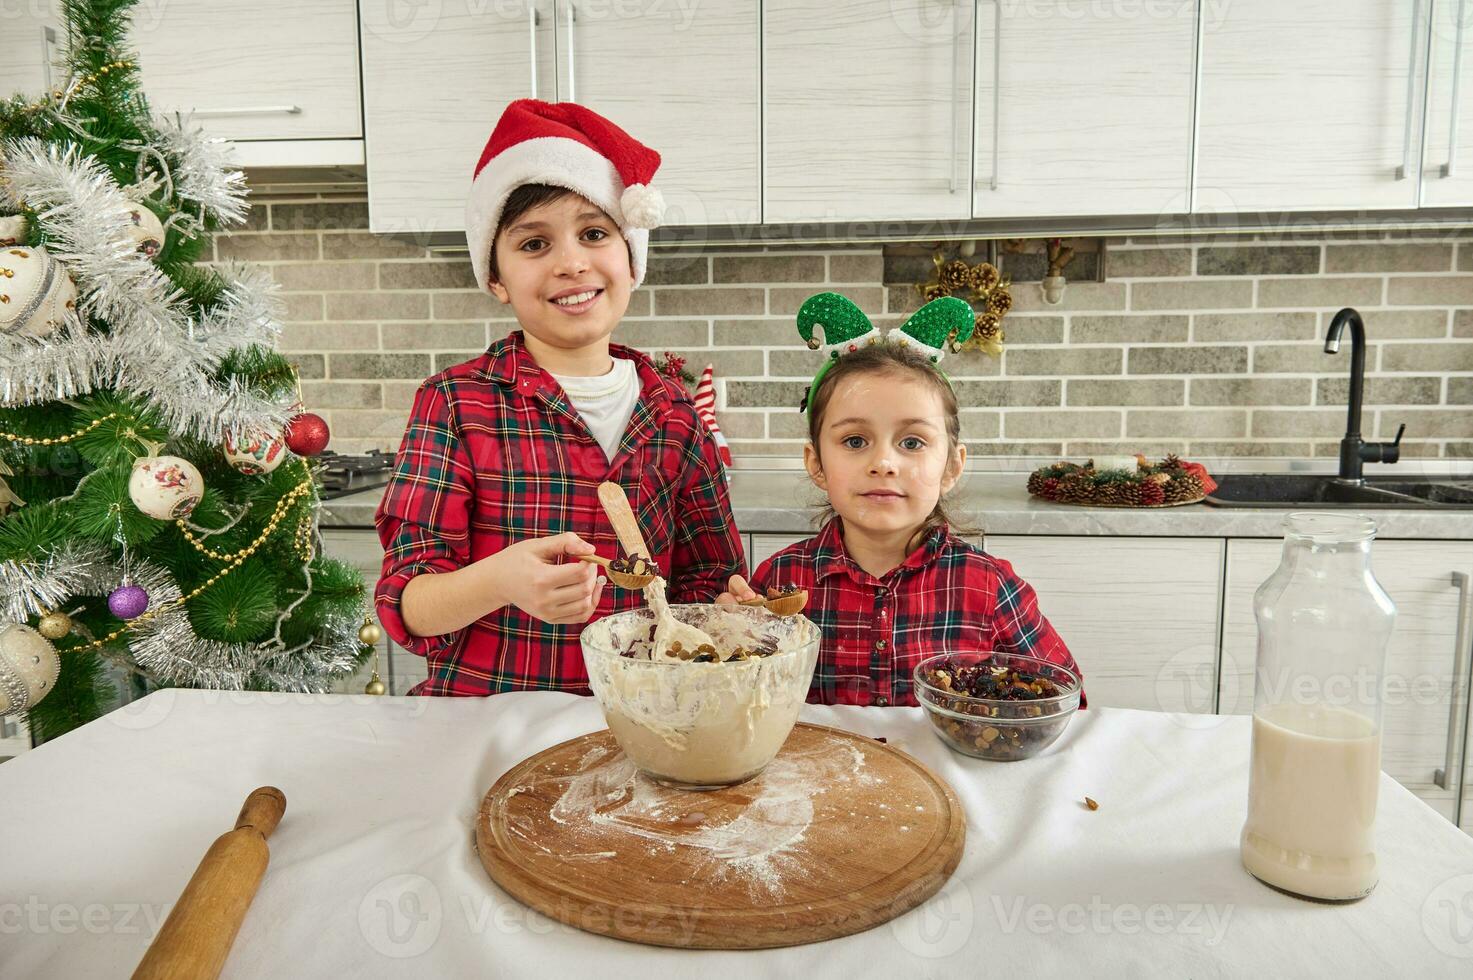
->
720, 292, 1085, 707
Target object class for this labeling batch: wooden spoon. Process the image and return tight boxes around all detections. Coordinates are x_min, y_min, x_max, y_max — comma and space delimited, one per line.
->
739, 590, 810, 617
576, 553, 655, 590
596, 481, 716, 661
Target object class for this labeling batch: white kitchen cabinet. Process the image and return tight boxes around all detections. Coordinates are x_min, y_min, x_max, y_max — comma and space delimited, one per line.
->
0, 714, 32, 762
319, 529, 428, 697
1195, 0, 1428, 212
554, 0, 759, 226
972, 0, 1195, 219
364, 0, 756, 238
362, 0, 546, 236
0, 5, 62, 100
1421, 0, 1473, 205
133, 0, 361, 142
749, 533, 807, 572
1221, 539, 1473, 823
984, 535, 1225, 713
764, 0, 974, 222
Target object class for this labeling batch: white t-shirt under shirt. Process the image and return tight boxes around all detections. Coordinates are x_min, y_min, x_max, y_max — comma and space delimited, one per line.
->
550, 356, 641, 462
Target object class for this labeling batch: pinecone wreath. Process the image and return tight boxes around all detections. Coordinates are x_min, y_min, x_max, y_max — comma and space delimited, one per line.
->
1026, 456, 1213, 507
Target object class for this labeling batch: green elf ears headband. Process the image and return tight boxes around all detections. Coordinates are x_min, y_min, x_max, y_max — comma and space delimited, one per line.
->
796, 291, 977, 411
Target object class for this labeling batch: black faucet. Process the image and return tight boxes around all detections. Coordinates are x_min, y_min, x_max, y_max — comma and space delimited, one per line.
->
1324, 308, 1405, 483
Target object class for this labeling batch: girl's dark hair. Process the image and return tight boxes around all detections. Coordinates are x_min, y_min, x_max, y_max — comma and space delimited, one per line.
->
806, 339, 974, 546
488, 183, 579, 281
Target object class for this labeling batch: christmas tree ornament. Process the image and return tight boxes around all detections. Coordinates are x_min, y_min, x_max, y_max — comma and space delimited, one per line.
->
0, 459, 24, 515
108, 583, 150, 620
0, 622, 61, 716
0, 245, 79, 340
364, 670, 386, 697
124, 204, 166, 258
358, 621, 382, 646
128, 454, 204, 520
284, 412, 329, 457
0, 214, 26, 246
38, 610, 72, 640
223, 429, 286, 475
692, 364, 733, 469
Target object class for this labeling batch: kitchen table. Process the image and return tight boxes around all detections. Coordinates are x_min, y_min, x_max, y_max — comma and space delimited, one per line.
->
3, 690, 1472, 977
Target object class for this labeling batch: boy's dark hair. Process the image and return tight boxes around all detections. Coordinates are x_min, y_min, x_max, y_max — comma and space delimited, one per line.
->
806, 339, 974, 544
487, 183, 579, 282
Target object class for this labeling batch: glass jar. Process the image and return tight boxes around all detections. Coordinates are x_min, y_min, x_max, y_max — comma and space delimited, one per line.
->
1239, 513, 1396, 902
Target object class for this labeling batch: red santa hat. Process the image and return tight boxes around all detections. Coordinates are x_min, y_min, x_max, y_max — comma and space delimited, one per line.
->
465, 99, 665, 295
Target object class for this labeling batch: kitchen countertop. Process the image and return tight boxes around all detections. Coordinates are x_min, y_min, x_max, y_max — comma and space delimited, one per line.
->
4, 690, 1471, 977
320, 465, 1473, 540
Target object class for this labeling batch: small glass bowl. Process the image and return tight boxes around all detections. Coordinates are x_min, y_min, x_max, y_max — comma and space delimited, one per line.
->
913, 652, 1081, 761
581, 604, 819, 790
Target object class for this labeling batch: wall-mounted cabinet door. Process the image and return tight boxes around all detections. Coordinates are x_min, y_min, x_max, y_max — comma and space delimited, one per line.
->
555, 0, 759, 226
983, 535, 1224, 713
1195, 0, 1428, 212
973, 0, 1195, 219
1421, 0, 1473, 206
765, 0, 974, 222
362, 0, 549, 237
135, 0, 362, 141
0, 7, 63, 101
1222, 539, 1473, 824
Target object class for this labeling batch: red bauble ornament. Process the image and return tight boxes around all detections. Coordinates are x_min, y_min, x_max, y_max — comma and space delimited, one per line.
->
284, 412, 330, 456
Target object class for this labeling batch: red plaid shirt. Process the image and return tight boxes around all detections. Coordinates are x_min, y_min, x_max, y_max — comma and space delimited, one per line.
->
753, 519, 1085, 708
374, 332, 746, 696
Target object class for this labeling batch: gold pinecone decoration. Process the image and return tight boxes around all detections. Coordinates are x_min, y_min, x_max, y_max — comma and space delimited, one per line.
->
987, 290, 1013, 316
969, 262, 1001, 292
1055, 474, 1093, 503
939, 259, 972, 292
1116, 481, 1145, 507
919, 282, 950, 302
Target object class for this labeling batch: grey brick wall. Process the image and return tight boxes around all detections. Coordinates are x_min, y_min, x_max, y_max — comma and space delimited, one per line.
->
221, 193, 1473, 461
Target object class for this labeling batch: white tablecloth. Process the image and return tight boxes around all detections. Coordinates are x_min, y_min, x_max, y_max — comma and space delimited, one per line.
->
3, 690, 1473, 978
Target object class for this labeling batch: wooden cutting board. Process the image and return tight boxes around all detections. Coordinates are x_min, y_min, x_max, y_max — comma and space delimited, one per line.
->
475, 723, 966, 949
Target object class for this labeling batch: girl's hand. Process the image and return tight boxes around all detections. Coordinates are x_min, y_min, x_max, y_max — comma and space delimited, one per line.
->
490, 532, 607, 624
714, 574, 759, 608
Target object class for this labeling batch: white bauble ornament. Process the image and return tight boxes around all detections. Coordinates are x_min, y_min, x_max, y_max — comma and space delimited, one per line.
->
0, 622, 60, 716
0, 245, 78, 340
0, 214, 25, 247
129, 455, 204, 520
223, 430, 286, 475
125, 206, 166, 258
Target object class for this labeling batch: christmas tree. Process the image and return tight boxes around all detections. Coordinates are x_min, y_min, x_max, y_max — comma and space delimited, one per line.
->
0, 0, 371, 740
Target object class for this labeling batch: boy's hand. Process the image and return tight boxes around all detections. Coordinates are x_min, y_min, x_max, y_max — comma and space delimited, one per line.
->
492, 532, 606, 624
714, 574, 759, 608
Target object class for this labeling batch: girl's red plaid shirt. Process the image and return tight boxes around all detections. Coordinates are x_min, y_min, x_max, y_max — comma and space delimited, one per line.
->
374, 331, 746, 696
752, 519, 1085, 708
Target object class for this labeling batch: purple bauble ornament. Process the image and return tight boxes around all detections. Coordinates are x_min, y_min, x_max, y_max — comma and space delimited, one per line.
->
108, 584, 149, 620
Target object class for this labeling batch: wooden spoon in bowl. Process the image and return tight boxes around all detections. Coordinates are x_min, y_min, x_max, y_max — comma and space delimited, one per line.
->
596, 482, 718, 661
740, 589, 810, 617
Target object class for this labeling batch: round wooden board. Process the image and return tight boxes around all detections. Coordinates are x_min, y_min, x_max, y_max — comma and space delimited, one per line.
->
475, 723, 966, 949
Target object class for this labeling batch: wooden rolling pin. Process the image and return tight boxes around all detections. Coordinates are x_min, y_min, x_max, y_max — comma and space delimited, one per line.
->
132, 786, 286, 980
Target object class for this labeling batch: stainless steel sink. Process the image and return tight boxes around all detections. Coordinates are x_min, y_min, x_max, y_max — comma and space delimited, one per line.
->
1205, 474, 1473, 509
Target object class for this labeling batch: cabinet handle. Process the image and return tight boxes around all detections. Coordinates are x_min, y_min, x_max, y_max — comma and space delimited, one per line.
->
192, 106, 301, 118
1434, 570, 1472, 793
40, 26, 56, 91
988, 0, 1001, 191
1397, 0, 1424, 180
1442, 0, 1467, 178
949, 0, 963, 193
565, 2, 577, 103
529, 6, 540, 99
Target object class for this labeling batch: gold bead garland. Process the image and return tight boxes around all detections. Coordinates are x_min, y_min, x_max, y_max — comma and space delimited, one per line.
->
175, 476, 314, 562
18, 60, 135, 114
0, 412, 120, 447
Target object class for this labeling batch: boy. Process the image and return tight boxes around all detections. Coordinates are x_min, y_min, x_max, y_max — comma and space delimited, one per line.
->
374, 100, 746, 696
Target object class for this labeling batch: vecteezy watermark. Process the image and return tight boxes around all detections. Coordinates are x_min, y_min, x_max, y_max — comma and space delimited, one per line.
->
1423, 873, 1473, 960
990, 895, 1235, 946
0, 897, 171, 936
889, 876, 975, 958
358, 873, 442, 959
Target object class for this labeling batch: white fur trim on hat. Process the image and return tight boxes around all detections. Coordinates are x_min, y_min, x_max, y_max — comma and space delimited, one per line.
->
465, 136, 648, 294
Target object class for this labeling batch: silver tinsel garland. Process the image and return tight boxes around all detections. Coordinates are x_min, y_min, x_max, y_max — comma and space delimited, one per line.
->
0, 541, 362, 693
152, 113, 250, 228
0, 137, 291, 444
